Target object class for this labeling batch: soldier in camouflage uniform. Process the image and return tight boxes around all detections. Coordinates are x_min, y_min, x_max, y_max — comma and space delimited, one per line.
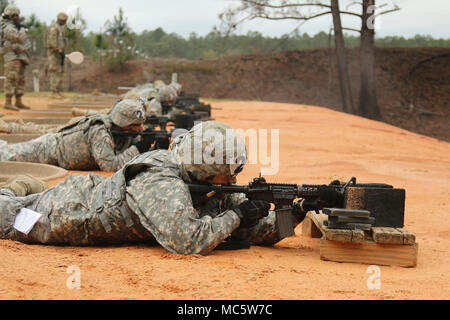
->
1, 5, 31, 111
0, 99, 153, 171
73, 85, 177, 118
147, 85, 178, 117
46, 13, 68, 99
0, 121, 307, 254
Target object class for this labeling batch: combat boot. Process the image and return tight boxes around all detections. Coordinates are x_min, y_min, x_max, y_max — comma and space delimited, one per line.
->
4, 94, 18, 111
15, 95, 30, 110
4, 174, 47, 197
71, 107, 88, 117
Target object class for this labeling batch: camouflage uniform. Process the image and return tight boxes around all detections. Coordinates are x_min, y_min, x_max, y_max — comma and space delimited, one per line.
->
0, 118, 59, 134
147, 85, 178, 117
0, 121, 298, 254
0, 99, 145, 171
1, 7, 30, 110
46, 13, 67, 96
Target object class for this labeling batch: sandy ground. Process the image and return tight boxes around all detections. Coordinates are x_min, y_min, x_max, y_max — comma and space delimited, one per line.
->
0, 94, 449, 300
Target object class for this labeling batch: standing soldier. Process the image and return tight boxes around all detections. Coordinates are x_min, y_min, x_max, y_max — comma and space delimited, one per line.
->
46, 12, 67, 99
1, 5, 30, 111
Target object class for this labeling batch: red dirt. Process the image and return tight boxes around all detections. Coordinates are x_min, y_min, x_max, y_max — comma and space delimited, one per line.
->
0, 96, 449, 299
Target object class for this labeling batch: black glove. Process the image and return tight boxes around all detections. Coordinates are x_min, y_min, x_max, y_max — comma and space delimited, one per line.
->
300, 185, 340, 212
292, 202, 307, 223
134, 134, 154, 153
233, 200, 270, 229
317, 184, 340, 206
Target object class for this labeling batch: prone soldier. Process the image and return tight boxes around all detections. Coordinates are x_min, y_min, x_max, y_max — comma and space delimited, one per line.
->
0, 121, 323, 254
0, 99, 155, 171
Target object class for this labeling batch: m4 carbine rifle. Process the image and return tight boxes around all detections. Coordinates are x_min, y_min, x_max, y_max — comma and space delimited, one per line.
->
111, 116, 173, 150
188, 176, 393, 238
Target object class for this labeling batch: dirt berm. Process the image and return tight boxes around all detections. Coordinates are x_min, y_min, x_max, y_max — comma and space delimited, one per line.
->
25, 47, 450, 141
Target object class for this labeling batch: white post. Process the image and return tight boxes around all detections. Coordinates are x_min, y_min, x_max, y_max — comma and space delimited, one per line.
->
32, 69, 40, 93
171, 73, 178, 84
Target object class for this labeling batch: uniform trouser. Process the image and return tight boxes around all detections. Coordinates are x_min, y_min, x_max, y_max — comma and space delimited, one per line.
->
0, 173, 153, 245
4, 60, 26, 96
48, 52, 64, 93
0, 133, 59, 164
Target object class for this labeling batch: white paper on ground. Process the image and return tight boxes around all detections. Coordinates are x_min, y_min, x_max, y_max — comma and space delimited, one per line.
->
13, 208, 44, 235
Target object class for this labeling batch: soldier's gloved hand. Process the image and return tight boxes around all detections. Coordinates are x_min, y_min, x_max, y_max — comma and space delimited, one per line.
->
292, 202, 307, 223
233, 200, 270, 229
317, 184, 340, 207
134, 134, 154, 153
300, 185, 340, 212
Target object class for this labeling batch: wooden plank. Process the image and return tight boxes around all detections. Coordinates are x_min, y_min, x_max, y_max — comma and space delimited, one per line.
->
372, 227, 405, 245
320, 239, 418, 267
301, 216, 323, 238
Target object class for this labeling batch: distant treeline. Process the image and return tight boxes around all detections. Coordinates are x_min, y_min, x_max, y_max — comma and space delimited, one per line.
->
16, 14, 449, 60
54, 28, 450, 60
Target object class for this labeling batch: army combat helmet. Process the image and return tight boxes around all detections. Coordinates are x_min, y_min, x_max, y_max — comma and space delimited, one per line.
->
57, 12, 68, 22
171, 121, 247, 183
4, 5, 20, 16
109, 99, 146, 127
159, 85, 177, 104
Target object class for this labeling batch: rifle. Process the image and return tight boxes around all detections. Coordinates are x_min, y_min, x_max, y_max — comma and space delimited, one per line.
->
155, 104, 208, 131
110, 127, 172, 150
60, 52, 65, 66
176, 93, 212, 117
187, 176, 393, 238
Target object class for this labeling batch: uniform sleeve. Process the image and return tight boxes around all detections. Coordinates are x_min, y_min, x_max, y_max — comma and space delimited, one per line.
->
3, 25, 25, 44
87, 125, 140, 171
125, 171, 241, 255
46, 26, 59, 51
12, 39, 30, 53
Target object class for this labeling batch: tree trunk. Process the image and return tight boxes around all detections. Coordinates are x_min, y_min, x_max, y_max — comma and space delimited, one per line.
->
330, 0, 355, 114
359, 0, 381, 119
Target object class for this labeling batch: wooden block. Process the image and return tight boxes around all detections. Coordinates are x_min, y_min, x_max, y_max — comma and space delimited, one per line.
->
372, 227, 406, 245
324, 228, 365, 243
397, 228, 416, 245
301, 216, 323, 238
320, 239, 418, 267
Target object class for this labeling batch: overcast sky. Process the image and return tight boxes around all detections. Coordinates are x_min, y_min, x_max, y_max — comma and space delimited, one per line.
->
15, 0, 450, 38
